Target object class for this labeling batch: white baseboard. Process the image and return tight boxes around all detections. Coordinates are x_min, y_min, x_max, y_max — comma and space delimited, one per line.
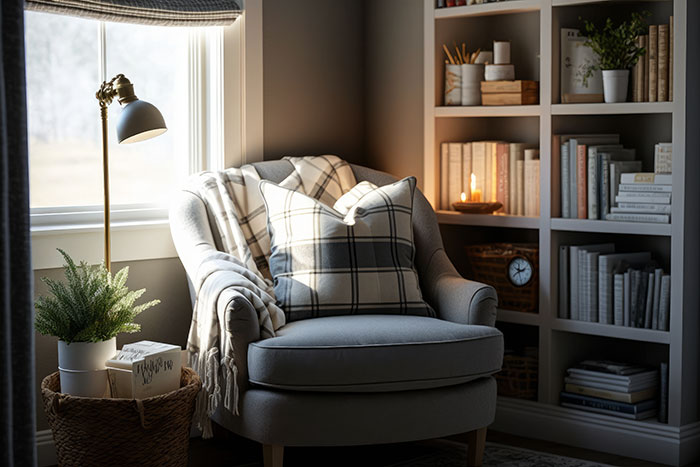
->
493, 397, 700, 466
37, 430, 56, 467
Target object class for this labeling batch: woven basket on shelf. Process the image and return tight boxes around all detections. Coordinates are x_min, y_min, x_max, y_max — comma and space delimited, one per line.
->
464, 243, 539, 313
41, 367, 201, 467
495, 353, 538, 400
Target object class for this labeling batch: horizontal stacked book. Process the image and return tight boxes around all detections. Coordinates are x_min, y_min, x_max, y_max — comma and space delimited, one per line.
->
561, 360, 662, 421
558, 243, 671, 330
440, 141, 540, 216
554, 133, 672, 224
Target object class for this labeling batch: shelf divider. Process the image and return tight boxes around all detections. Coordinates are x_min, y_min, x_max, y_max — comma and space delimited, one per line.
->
435, 105, 541, 118
552, 102, 674, 115
550, 218, 672, 236
437, 211, 540, 229
551, 318, 671, 344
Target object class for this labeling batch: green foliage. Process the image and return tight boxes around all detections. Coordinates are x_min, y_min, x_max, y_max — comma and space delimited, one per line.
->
580, 12, 649, 85
34, 249, 159, 343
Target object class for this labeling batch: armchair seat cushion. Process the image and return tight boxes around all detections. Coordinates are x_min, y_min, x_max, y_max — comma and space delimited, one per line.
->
248, 315, 503, 392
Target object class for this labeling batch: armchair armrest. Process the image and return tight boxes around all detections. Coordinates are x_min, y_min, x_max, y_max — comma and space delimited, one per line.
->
424, 249, 498, 327
221, 292, 261, 394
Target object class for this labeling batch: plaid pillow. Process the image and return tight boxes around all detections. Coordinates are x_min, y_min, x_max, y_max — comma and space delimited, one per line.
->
260, 176, 435, 322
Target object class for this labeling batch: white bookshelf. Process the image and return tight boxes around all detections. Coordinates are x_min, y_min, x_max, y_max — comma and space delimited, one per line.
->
424, 1, 699, 465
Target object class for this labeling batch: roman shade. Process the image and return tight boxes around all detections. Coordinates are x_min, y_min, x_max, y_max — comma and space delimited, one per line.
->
24, 0, 241, 26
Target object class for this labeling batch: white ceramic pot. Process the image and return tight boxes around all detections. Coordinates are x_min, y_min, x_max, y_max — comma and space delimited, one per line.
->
58, 337, 116, 397
460, 63, 485, 106
444, 64, 462, 105
602, 69, 630, 103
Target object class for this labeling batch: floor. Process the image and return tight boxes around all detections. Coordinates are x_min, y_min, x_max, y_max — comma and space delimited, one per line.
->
188, 427, 670, 467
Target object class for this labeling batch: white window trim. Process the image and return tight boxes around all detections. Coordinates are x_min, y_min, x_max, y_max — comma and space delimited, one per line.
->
31, 4, 264, 270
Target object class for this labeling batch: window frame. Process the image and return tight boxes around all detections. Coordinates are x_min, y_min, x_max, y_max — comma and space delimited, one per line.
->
30, 2, 263, 270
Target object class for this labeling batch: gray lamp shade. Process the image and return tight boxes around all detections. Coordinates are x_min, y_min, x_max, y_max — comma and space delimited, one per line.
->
117, 99, 167, 144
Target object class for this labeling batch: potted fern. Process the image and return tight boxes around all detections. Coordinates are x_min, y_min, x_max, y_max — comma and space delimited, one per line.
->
35, 249, 159, 397
581, 12, 648, 103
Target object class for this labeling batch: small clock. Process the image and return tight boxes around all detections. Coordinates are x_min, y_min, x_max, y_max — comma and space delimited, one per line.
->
508, 256, 533, 287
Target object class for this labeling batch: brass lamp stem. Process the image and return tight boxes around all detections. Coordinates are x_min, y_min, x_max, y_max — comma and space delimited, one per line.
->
100, 103, 111, 273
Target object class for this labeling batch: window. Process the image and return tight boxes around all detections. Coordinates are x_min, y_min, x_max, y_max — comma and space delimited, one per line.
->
25, 11, 226, 225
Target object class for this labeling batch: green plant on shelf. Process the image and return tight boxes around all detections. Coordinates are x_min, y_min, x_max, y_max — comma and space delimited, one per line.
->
579, 11, 649, 86
35, 249, 159, 343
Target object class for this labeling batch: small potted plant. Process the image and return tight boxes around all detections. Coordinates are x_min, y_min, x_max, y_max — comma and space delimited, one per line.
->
580, 12, 648, 103
35, 249, 159, 397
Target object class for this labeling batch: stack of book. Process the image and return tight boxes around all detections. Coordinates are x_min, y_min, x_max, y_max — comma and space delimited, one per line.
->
561, 360, 660, 421
440, 141, 540, 216
632, 19, 674, 103
608, 173, 672, 224
554, 133, 673, 224
558, 243, 671, 330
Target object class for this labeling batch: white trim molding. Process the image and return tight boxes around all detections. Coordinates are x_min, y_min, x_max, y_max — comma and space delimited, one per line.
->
493, 397, 700, 466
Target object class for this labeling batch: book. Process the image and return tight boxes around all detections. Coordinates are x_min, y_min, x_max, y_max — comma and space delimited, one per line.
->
654, 142, 672, 174
643, 34, 649, 100
614, 273, 624, 325
561, 141, 570, 217
462, 143, 472, 204
669, 16, 674, 101
606, 213, 670, 223
658, 24, 669, 101
106, 340, 182, 399
496, 142, 509, 213
598, 252, 651, 325
659, 362, 669, 423
652, 268, 663, 330
559, 245, 570, 319
616, 193, 671, 204
582, 250, 599, 321
440, 143, 449, 210
510, 143, 531, 216
524, 149, 540, 217
577, 144, 587, 219
480, 80, 538, 93
570, 243, 614, 321
560, 29, 603, 103
561, 392, 657, 420
564, 376, 656, 393
552, 136, 562, 218
648, 25, 658, 102
448, 143, 462, 210
586, 145, 625, 219
482, 92, 538, 105
612, 204, 672, 214
561, 402, 657, 420
624, 270, 631, 326
618, 183, 672, 193
633, 35, 644, 102
485, 142, 494, 202
472, 141, 487, 203
490, 142, 499, 202
516, 160, 525, 216
644, 272, 654, 328
633, 270, 648, 327
659, 274, 671, 331
565, 383, 656, 404
569, 364, 658, 383
620, 173, 672, 185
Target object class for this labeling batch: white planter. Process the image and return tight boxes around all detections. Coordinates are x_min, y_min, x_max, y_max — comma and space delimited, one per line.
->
602, 69, 630, 103
58, 337, 116, 397
444, 64, 462, 105
460, 63, 485, 106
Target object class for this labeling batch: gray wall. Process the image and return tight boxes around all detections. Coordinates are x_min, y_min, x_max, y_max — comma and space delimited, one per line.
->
34, 258, 192, 431
262, 0, 366, 165
364, 0, 425, 189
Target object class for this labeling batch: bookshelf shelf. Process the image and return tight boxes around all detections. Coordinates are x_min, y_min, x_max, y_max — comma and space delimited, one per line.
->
437, 211, 540, 229
434, 0, 542, 19
551, 102, 675, 115
497, 309, 541, 326
552, 319, 671, 344
435, 105, 541, 117
425, 0, 697, 463
550, 218, 673, 236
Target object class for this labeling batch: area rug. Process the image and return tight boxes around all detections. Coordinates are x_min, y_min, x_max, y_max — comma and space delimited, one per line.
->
387, 440, 613, 467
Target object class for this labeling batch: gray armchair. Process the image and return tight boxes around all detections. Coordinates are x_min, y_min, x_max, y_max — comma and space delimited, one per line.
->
170, 161, 503, 467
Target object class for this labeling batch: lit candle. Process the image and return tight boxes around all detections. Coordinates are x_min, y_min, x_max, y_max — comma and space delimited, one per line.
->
470, 173, 481, 202
460, 192, 467, 202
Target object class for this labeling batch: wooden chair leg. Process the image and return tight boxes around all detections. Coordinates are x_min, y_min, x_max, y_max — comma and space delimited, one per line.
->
466, 427, 487, 467
263, 444, 284, 467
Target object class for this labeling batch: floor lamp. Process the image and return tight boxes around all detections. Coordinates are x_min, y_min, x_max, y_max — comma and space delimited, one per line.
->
95, 74, 167, 273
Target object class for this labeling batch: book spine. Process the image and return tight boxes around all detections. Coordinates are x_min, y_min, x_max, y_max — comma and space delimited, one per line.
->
579, 250, 588, 321
441, 143, 449, 210
552, 137, 561, 218
509, 144, 518, 215
587, 150, 597, 219
496, 143, 509, 213
659, 362, 669, 423
614, 204, 672, 214
630, 270, 639, 327
598, 256, 610, 324
559, 245, 570, 319
644, 273, 654, 329
669, 16, 673, 101
614, 273, 624, 326
516, 160, 525, 216
652, 268, 662, 330
491, 143, 498, 202
462, 143, 472, 205
620, 173, 672, 184
485, 143, 493, 203
561, 142, 570, 218
560, 393, 640, 415
600, 154, 611, 220
589, 252, 600, 322
648, 25, 658, 102
606, 213, 670, 223
570, 247, 580, 321
632, 35, 639, 103
624, 271, 631, 326
524, 159, 540, 217
654, 143, 673, 174
634, 35, 644, 102
643, 35, 649, 101
618, 184, 672, 193
472, 142, 486, 200
659, 274, 671, 331
448, 143, 462, 210
577, 145, 587, 219
616, 193, 672, 203
658, 24, 669, 101
570, 140, 578, 218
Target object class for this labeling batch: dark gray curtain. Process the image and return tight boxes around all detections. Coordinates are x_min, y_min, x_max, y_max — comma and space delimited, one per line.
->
1, 0, 37, 465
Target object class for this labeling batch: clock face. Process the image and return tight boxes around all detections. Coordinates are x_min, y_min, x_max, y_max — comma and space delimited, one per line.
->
508, 256, 533, 287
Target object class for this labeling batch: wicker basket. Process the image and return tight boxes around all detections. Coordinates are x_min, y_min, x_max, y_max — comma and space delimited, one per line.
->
495, 353, 538, 400
464, 243, 539, 313
41, 367, 201, 467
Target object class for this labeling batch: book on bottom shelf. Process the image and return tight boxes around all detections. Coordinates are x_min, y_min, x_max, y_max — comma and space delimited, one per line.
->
560, 392, 657, 420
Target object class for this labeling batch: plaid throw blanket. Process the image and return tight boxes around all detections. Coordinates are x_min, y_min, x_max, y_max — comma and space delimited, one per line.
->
186, 155, 356, 437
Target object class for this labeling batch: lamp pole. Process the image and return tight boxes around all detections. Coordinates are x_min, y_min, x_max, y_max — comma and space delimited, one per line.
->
99, 101, 111, 273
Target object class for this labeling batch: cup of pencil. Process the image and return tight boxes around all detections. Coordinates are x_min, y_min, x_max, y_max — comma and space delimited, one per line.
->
443, 42, 485, 106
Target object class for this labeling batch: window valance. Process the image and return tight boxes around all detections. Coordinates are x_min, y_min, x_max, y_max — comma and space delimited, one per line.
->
24, 0, 241, 26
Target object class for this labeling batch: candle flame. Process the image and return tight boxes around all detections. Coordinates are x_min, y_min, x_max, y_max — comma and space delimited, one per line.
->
471, 173, 476, 193
460, 192, 467, 202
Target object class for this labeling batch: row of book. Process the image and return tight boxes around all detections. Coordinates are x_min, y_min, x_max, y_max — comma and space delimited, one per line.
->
554, 133, 673, 224
559, 243, 671, 331
440, 141, 540, 215
561, 360, 667, 422
632, 20, 674, 103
